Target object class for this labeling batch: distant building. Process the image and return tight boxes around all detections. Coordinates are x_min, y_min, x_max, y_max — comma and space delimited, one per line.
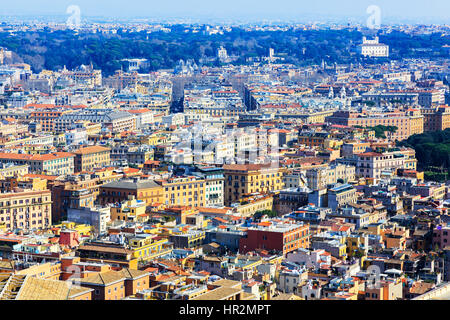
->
56, 110, 136, 133
217, 46, 229, 63
121, 58, 150, 72
358, 37, 389, 58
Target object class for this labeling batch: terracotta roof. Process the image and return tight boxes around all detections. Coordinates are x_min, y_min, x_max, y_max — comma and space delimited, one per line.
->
271, 293, 304, 300
196, 207, 231, 214
223, 163, 276, 171
191, 286, 242, 300
24, 174, 59, 181
0, 152, 75, 161
213, 217, 228, 223
410, 281, 434, 295
77, 244, 133, 255
16, 276, 92, 300
118, 268, 150, 280
358, 152, 384, 157
0, 260, 15, 270
127, 109, 151, 114
73, 146, 111, 155
78, 270, 126, 286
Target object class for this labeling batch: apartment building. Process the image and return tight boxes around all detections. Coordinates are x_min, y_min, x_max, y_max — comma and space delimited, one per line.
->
409, 183, 446, 200
358, 92, 419, 107
63, 65, 102, 86
239, 219, 309, 255
223, 163, 285, 206
76, 242, 138, 269
128, 235, 172, 263
364, 279, 403, 300
99, 179, 164, 207
327, 184, 358, 211
381, 71, 412, 82
230, 129, 257, 158
29, 110, 69, 132
194, 166, 225, 207
0, 175, 47, 193
297, 131, 329, 148
329, 204, 387, 229
421, 105, 450, 132
65, 129, 87, 146
341, 141, 371, 157
414, 89, 445, 107
0, 164, 29, 178
161, 176, 206, 208
283, 170, 307, 189
75, 269, 150, 300
67, 206, 110, 235
110, 196, 147, 222
169, 229, 206, 249
74, 146, 111, 172
56, 110, 136, 133
104, 112, 137, 132
111, 145, 154, 165
306, 164, 356, 191
432, 225, 450, 250
234, 194, 274, 217
51, 175, 101, 222
356, 150, 416, 182
126, 108, 156, 129
0, 152, 75, 176
278, 269, 308, 294
0, 189, 52, 231
326, 110, 424, 141
295, 110, 335, 124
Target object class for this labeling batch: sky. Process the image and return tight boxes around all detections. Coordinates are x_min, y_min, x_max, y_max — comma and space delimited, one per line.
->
0, 0, 449, 24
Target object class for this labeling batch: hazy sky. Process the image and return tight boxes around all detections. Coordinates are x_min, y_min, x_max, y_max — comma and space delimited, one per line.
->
0, 0, 449, 23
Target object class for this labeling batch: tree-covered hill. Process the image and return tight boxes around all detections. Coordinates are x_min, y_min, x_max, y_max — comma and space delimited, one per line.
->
398, 129, 450, 181
0, 27, 447, 76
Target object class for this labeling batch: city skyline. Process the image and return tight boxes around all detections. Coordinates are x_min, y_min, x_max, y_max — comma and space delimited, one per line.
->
0, 0, 448, 306
0, 0, 449, 24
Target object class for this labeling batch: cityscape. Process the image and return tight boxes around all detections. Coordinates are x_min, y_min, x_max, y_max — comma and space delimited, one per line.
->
0, 0, 448, 306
